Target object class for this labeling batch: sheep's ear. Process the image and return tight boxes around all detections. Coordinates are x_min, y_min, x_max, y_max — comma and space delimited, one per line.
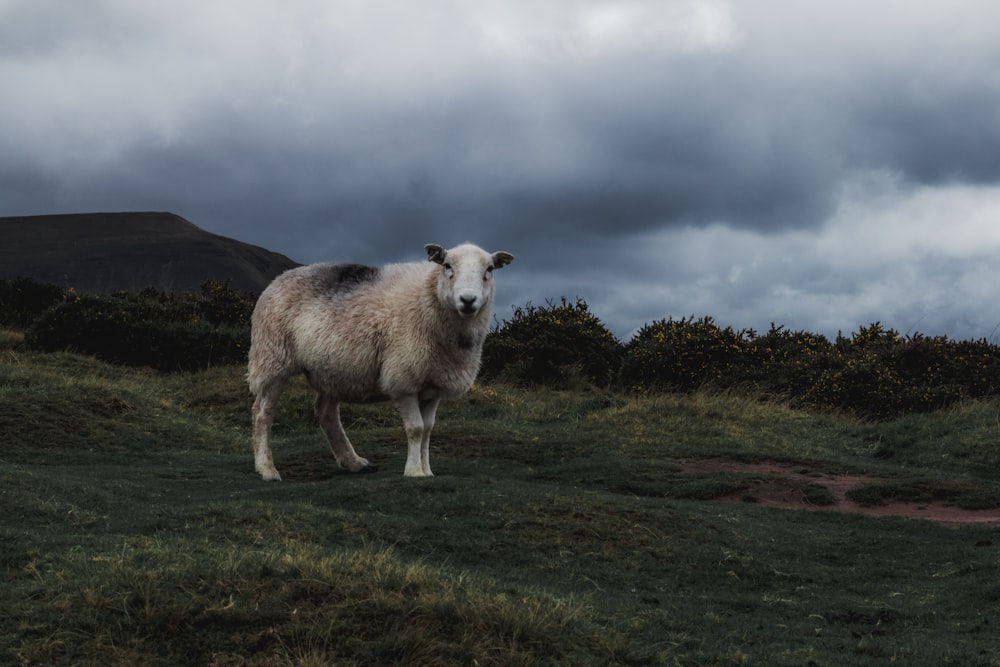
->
425, 244, 447, 264
492, 251, 514, 268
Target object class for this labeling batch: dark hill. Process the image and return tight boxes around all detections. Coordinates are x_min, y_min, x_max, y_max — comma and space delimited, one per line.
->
0, 212, 300, 294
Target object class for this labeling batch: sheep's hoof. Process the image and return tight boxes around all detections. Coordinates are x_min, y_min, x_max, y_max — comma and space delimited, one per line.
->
358, 463, 378, 473
259, 469, 282, 482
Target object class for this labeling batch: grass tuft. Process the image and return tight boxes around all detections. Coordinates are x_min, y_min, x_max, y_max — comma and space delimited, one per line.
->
0, 328, 24, 350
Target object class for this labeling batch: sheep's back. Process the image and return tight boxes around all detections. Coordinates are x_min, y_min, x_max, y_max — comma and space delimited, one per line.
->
267, 262, 431, 397
251, 259, 481, 401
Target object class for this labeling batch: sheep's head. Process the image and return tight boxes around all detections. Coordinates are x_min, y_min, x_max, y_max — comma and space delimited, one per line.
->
426, 243, 514, 319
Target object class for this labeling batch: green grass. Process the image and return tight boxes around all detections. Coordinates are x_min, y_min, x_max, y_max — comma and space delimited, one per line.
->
3, 351, 1000, 665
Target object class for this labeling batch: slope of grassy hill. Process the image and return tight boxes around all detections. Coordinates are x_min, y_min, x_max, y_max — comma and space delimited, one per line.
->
2, 345, 999, 665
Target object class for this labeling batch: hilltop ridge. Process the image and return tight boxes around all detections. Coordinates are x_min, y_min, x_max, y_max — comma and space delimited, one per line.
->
0, 212, 299, 294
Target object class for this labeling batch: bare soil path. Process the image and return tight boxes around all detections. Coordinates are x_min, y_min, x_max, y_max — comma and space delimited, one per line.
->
682, 461, 1000, 526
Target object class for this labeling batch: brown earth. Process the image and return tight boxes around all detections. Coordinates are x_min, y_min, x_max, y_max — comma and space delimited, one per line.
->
682, 461, 1000, 526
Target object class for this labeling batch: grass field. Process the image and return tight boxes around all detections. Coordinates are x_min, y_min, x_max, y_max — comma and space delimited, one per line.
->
2, 343, 1000, 665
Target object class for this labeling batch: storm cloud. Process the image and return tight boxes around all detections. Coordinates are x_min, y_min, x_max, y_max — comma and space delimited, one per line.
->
3, 1, 1000, 340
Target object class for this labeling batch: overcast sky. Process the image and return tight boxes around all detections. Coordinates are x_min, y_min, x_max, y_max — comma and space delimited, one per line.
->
3, 1, 1000, 341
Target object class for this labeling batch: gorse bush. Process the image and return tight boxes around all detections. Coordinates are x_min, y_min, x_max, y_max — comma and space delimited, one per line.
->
481, 298, 622, 387
24, 281, 255, 371
619, 317, 1000, 420
807, 349, 909, 420
9, 279, 1000, 418
194, 279, 256, 326
742, 325, 836, 399
0, 277, 65, 329
815, 324, 919, 419
823, 328, 1000, 420
621, 316, 748, 392
945, 338, 1000, 397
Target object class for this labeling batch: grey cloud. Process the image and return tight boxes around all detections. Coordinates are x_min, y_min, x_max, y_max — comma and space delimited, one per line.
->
848, 80, 1000, 185
4, 2, 1000, 342
0, 1, 109, 57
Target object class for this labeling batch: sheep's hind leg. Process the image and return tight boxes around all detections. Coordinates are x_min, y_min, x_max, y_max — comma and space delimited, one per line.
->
252, 380, 285, 481
315, 394, 377, 473
395, 395, 438, 477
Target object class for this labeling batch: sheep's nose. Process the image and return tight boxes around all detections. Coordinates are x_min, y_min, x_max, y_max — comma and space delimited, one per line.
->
458, 294, 479, 315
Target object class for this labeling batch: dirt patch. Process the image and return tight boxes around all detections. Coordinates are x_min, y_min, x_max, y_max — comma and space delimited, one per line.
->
681, 461, 1000, 526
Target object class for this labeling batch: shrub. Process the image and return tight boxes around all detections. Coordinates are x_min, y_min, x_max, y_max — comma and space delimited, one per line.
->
799, 325, 1000, 419
806, 351, 909, 420
741, 325, 836, 401
805, 324, 950, 420
0, 277, 66, 329
795, 324, 906, 419
24, 284, 253, 371
940, 338, 1000, 399
15, 277, 1000, 418
837, 321, 903, 353
481, 298, 622, 387
194, 280, 255, 327
890, 334, 967, 413
621, 316, 749, 393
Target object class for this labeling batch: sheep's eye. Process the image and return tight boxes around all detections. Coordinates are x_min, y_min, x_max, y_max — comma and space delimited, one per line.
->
443, 263, 452, 271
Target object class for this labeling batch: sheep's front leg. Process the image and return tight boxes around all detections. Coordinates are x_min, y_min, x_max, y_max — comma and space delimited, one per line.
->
315, 394, 376, 473
418, 397, 440, 476
394, 395, 440, 477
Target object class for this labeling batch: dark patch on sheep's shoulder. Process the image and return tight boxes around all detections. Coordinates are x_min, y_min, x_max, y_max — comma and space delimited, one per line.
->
321, 263, 380, 292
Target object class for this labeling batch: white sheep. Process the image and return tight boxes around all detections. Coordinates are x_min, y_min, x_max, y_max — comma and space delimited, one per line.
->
247, 243, 514, 479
